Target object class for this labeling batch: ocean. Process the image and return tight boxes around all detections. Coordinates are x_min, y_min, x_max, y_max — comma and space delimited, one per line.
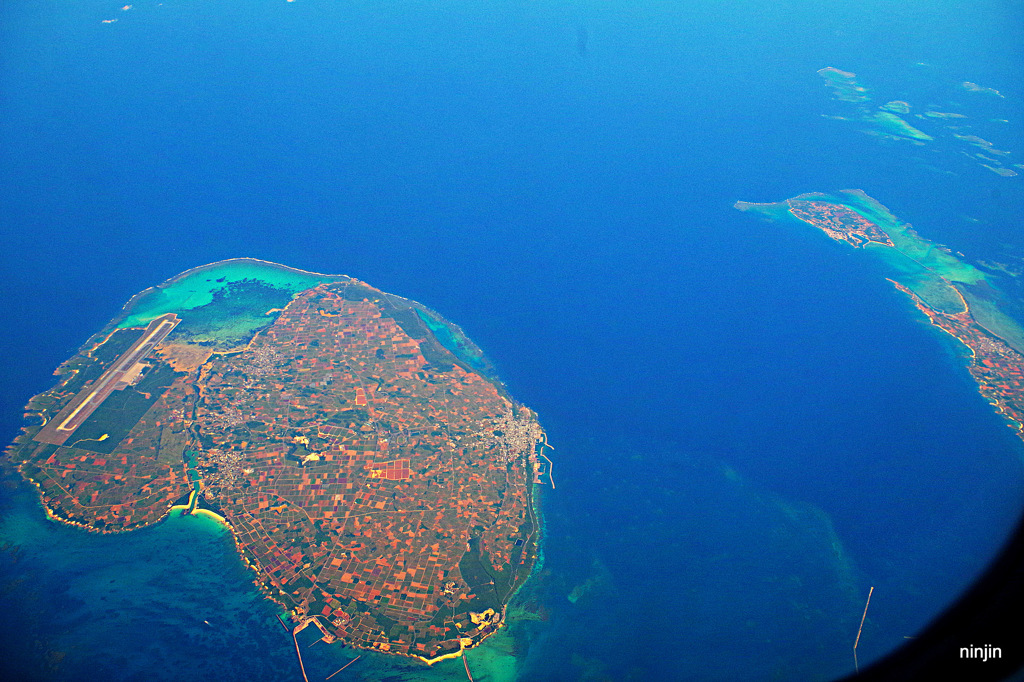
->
1, 0, 1023, 679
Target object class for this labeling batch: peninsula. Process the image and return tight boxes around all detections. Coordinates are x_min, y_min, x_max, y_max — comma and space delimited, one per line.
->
6, 259, 551, 663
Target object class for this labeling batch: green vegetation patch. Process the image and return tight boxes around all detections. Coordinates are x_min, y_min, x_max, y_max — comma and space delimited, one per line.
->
324, 280, 501, 382
414, 309, 490, 373
58, 329, 144, 395
457, 538, 505, 614
69, 363, 181, 454
334, 281, 382, 303
388, 308, 430, 340
156, 424, 189, 466
371, 609, 398, 633
93, 328, 147, 363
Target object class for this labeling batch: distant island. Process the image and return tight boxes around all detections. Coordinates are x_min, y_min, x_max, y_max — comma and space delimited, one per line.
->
816, 66, 1020, 177
6, 259, 552, 664
817, 67, 933, 143
736, 192, 1024, 442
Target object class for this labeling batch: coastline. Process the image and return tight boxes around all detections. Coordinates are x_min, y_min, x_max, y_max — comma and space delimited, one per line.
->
403, 428, 551, 667
8, 258, 550, 665
114, 257, 353, 327
744, 190, 1024, 353
10, 432, 547, 666
22, 462, 233, 539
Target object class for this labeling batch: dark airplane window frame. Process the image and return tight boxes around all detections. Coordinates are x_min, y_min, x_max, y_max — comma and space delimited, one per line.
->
841, 518, 1024, 681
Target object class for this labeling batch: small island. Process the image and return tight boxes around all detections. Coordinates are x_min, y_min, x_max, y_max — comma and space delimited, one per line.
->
736, 192, 1024, 442
6, 259, 552, 664
817, 67, 870, 103
816, 67, 1018, 175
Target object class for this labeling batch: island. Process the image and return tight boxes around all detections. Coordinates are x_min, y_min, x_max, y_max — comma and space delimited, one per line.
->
736, 192, 1024, 442
817, 67, 932, 143
816, 67, 870, 103
962, 81, 1004, 98
816, 67, 1019, 176
5, 259, 552, 665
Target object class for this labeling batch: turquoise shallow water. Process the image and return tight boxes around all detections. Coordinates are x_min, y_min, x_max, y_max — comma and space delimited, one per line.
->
0, 469, 297, 681
119, 259, 338, 327
0, 466, 538, 681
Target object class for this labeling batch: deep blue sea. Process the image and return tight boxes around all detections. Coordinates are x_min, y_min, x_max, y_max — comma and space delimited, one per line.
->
2, 1, 1024, 680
